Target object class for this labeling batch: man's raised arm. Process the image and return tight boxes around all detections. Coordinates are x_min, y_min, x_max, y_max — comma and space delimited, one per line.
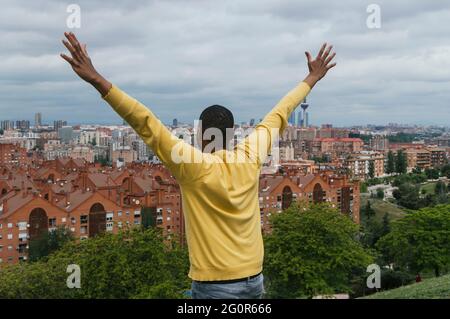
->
237, 43, 336, 166
60, 32, 204, 183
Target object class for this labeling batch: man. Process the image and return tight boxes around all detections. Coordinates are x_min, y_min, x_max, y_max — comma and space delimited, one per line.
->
60, 32, 336, 299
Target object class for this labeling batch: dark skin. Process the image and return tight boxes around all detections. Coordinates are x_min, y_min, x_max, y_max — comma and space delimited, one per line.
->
60, 32, 111, 96
60, 32, 336, 150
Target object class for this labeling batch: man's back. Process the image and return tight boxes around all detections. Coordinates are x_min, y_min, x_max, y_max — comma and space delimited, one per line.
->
180, 150, 263, 281
102, 81, 311, 281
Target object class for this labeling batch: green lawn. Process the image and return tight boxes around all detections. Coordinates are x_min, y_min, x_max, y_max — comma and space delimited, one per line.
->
361, 274, 450, 299
420, 182, 437, 195
360, 195, 407, 221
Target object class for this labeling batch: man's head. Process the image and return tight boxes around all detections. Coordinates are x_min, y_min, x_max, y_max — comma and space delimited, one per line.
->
198, 105, 234, 152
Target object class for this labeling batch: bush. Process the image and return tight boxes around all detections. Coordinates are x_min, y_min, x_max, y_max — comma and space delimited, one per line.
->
380, 269, 415, 290
28, 226, 74, 262
264, 203, 373, 298
376, 188, 385, 200
0, 228, 190, 299
376, 205, 450, 277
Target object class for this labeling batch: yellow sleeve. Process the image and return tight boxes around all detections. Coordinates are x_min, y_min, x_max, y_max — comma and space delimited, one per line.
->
236, 81, 311, 166
102, 85, 207, 183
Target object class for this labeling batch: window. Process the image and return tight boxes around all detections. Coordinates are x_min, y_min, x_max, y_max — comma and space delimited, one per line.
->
18, 244, 27, 254
117, 221, 123, 228
8, 245, 13, 251
7, 234, 13, 240
7, 223, 12, 229
80, 226, 87, 234
80, 215, 88, 224
61, 217, 66, 223
71, 217, 76, 224
49, 218, 57, 227
117, 211, 122, 217
106, 213, 113, 222
106, 222, 113, 231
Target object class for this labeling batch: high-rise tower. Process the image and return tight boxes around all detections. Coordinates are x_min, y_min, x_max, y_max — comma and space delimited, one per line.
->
300, 98, 309, 128
34, 112, 42, 128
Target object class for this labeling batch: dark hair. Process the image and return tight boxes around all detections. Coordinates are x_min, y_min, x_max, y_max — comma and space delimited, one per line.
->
199, 105, 234, 150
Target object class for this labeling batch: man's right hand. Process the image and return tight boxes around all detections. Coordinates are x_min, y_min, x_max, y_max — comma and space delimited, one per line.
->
60, 32, 111, 96
303, 43, 336, 88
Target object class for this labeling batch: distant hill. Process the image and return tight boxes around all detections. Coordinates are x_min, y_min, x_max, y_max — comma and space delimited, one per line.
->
360, 274, 450, 299
360, 195, 407, 221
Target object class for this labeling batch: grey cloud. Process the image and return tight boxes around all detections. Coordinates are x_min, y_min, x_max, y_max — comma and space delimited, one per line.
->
0, 0, 449, 126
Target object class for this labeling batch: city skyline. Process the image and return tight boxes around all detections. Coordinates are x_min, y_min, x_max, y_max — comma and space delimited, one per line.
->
2, 113, 450, 129
0, 1, 449, 126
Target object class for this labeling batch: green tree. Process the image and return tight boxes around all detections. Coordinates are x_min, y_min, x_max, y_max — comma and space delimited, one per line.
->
393, 183, 423, 210
441, 164, 450, 179
425, 168, 440, 180
0, 228, 189, 298
360, 182, 368, 194
381, 213, 390, 236
434, 181, 448, 204
365, 200, 376, 220
376, 205, 450, 277
388, 133, 418, 143
360, 206, 390, 249
28, 226, 74, 262
386, 151, 395, 174
395, 150, 407, 175
361, 200, 376, 220
376, 188, 384, 200
361, 218, 383, 248
264, 203, 373, 298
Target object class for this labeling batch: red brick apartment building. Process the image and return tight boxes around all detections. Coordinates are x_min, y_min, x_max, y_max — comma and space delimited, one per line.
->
0, 158, 359, 265
0, 143, 30, 166
389, 143, 448, 171
309, 138, 364, 157
259, 169, 360, 232
0, 158, 183, 265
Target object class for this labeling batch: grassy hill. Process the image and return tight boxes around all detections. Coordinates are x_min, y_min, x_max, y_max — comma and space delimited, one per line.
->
361, 274, 450, 299
360, 195, 407, 221
420, 182, 437, 195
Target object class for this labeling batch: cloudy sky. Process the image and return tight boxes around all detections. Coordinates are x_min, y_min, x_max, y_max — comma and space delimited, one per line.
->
1, 0, 449, 126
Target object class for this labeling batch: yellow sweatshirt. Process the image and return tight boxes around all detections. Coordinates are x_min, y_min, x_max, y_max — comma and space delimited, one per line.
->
103, 81, 311, 281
